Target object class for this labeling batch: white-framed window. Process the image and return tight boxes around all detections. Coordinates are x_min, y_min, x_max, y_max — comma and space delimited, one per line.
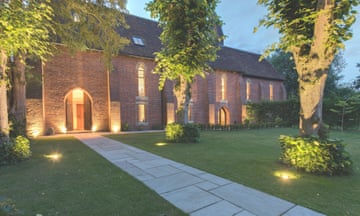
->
246, 79, 251, 101
138, 64, 145, 97
269, 82, 274, 101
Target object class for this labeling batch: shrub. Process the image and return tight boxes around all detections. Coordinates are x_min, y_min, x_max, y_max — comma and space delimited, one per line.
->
279, 135, 353, 175
9, 114, 26, 137
165, 123, 200, 143
0, 136, 31, 165
0, 197, 22, 216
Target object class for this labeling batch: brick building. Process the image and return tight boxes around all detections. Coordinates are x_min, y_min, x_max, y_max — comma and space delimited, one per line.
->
26, 14, 286, 136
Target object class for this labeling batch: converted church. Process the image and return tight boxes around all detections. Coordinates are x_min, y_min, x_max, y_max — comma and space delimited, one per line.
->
26, 14, 286, 136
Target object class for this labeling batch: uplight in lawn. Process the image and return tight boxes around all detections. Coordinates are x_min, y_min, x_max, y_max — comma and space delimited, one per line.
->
155, 142, 168, 147
274, 171, 299, 181
44, 153, 62, 162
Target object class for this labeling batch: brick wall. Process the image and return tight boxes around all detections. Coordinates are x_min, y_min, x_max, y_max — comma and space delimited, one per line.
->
43, 46, 110, 133
111, 55, 163, 130
26, 99, 43, 137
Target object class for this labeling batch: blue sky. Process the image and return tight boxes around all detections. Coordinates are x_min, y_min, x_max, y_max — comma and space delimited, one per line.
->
127, 1, 360, 84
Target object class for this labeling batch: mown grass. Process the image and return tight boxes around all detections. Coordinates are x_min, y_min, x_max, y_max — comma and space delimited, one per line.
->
107, 128, 360, 215
0, 136, 186, 216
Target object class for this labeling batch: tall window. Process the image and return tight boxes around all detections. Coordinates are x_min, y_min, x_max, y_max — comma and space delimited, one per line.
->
138, 64, 145, 96
269, 82, 274, 101
221, 75, 226, 100
138, 104, 146, 122
246, 79, 251, 101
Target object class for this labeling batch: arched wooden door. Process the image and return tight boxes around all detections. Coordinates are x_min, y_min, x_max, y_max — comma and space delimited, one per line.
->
65, 89, 92, 131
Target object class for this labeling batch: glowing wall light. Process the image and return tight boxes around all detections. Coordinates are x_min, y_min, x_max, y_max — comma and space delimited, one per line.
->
92, 125, 97, 132
112, 125, 120, 133
61, 126, 67, 133
32, 129, 40, 138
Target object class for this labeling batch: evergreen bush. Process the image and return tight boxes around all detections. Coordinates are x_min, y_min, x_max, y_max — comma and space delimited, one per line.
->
279, 135, 353, 175
0, 136, 31, 165
165, 123, 200, 143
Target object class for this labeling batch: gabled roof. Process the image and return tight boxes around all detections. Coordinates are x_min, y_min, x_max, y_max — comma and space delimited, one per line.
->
210, 47, 284, 80
118, 14, 162, 59
118, 14, 284, 81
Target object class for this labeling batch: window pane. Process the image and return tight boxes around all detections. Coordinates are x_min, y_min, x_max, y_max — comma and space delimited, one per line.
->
138, 104, 145, 122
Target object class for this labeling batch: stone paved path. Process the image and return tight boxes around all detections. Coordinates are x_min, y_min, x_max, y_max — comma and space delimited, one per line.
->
74, 133, 326, 216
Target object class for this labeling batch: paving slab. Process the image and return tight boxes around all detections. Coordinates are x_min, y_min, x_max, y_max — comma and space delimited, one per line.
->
143, 172, 204, 194
283, 205, 326, 216
145, 165, 182, 178
195, 181, 219, 191
211, 183, 295, 216
162, 186, 221, 213
74, 133, 326, 216
190, 200, 243, 216
197, 172, 231, 186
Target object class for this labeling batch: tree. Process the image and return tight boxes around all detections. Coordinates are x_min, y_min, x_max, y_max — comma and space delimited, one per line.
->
50, 0, 129, 69
267, 50, 298, 97
146, 0, 223, 124
353, 63, 360, 90
257, 0, 359, 137
0, 0, 54, 139
268, 50, 345, 99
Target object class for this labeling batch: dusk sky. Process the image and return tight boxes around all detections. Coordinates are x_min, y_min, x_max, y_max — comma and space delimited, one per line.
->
127, 1, 360, 84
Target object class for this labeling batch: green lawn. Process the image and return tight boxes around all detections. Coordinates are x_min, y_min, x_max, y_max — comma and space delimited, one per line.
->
0, 137, 186, 216
107, 128, 360, 216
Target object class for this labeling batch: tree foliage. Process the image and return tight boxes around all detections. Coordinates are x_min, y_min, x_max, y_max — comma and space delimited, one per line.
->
147, 0, 222, 89
258, 0, 359, 136
0, 0, 54, 138
146, 0, 223, 123
51, 0, 129, 69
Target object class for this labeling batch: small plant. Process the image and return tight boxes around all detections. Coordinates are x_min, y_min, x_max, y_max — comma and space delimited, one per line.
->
279, 135, 353, 175
0, 197, 22, 216
165, 123, 200, 143
0, 136, 31, 166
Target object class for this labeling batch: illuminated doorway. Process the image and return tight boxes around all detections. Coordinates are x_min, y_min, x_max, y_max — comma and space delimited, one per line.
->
65, 89, 92, 131
218, 107, 228, 126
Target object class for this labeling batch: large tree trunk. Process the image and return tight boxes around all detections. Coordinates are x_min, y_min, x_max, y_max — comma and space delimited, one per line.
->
292, 0, 335, 137
0, 50, 9, 139
10, 53, 27, 123
173, 76, 191, 124
298, 70, 328, 136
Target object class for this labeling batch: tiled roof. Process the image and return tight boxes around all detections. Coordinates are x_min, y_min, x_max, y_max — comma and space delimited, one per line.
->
210, 47, 285, 80
118, 14, 284, 81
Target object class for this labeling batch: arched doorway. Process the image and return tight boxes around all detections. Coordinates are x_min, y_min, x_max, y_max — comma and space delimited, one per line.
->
218, 107, 229, 126
65, 89, 92, 131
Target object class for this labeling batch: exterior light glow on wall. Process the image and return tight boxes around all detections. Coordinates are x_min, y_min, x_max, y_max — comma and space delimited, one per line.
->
112, 125, 120, 133
32, 129, 40, 138
61, 126, 67, 133
92, 125, 97, 132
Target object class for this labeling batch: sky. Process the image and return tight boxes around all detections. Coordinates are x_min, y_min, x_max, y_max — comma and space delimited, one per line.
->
126, 1, 360, 84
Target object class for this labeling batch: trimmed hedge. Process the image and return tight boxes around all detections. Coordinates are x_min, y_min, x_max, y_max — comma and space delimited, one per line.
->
165, 123, 200, 143
279, 135, 353, 175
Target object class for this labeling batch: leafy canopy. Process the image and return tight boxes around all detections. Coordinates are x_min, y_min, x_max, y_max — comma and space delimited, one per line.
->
0, 0, 54, 60
257, 0, 359, 58
51, 0, 129, 69
146, 0, 223, 89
